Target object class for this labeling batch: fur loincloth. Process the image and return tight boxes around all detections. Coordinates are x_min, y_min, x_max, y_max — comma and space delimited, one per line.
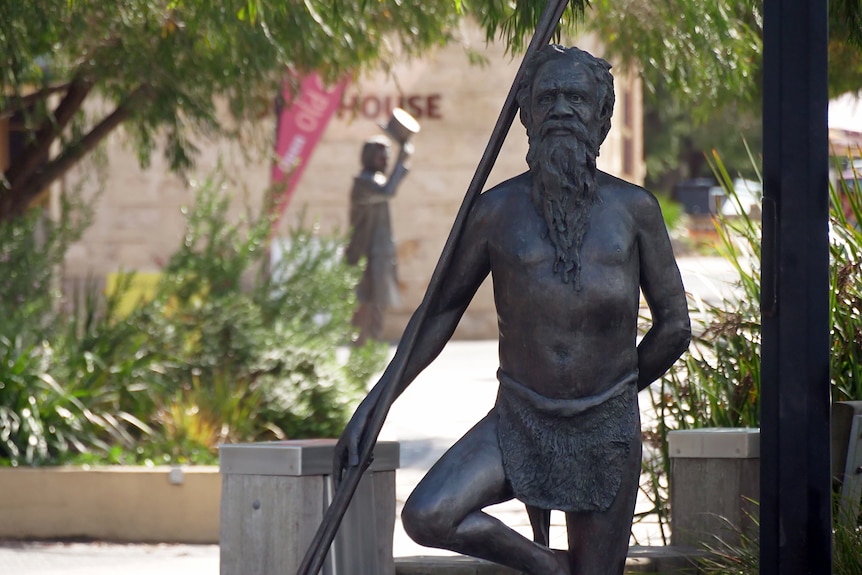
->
495, 369, 639, 513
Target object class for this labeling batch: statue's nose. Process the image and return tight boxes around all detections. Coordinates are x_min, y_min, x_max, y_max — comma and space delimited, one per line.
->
550, 94, 573, 117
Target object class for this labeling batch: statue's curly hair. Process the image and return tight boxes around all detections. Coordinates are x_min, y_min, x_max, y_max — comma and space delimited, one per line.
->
516, 45, 615, 148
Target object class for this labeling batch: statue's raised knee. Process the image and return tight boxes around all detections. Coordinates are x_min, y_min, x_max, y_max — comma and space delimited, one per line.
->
401, 496, 454, 548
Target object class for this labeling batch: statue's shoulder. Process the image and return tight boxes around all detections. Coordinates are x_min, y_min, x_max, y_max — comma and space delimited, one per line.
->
469, 173, 532, 228
476, 172, 532, 213
353, 170, 386, 190
597, 171, 661, 214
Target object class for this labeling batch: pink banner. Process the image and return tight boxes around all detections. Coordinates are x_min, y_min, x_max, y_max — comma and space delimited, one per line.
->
272, 72, 348, 220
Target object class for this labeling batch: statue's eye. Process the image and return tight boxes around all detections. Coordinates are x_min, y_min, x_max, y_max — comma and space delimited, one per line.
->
568, 93, 582, 103
538, 93, 555, 105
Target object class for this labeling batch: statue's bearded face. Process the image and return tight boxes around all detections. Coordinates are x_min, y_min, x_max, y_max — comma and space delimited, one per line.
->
526, 59, 602, 289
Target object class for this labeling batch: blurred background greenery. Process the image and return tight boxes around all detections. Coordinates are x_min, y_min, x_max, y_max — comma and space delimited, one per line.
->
0, 173, 387, 466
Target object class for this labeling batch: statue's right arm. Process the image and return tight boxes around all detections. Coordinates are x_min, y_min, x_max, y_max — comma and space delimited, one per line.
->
383, 143, 413, 196
334, 192, 494, 479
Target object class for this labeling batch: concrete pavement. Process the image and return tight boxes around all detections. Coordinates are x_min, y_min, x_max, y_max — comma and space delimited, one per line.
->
0, 256, 738, 574
0, 540, 219, 575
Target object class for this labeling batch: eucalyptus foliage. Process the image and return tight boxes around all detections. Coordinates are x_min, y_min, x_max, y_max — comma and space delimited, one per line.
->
590, 0, 862, 197
0, 0, 591, 221
591, 0, 862, 118
591, 0, 763, 120
7, 1, 857, 223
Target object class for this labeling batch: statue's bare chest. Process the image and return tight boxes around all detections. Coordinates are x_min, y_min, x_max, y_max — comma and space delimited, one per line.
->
489, 201, 638, 294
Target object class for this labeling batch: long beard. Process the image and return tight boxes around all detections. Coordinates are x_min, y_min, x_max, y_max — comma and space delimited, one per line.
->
527, 125, 600, 290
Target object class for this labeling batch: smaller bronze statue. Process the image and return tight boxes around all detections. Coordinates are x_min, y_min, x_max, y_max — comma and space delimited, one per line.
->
345, 113, 416, 344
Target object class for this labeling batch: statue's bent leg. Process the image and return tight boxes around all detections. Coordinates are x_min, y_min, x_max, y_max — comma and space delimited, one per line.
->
402, 411, 570, 575
564, 433, 642, 575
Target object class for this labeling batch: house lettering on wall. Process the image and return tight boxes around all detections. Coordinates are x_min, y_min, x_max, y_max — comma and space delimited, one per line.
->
339, 93, 443, 122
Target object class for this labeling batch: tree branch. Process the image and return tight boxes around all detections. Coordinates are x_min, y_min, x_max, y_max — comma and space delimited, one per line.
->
5, 76, 94, 190
2, 87, 150, 217
1, 83, 74, 119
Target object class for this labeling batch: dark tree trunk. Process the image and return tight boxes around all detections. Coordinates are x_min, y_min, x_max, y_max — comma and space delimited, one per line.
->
1, 88, 146, 222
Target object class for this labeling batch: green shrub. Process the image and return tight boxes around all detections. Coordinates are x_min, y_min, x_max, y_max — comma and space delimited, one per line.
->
119, 175, 386, 462
0, 172, 386, 466
0, 199, 81, 341
0, 202, 151, 465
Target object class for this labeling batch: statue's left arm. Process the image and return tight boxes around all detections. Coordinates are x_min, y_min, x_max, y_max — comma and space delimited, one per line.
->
634, 191, 692, 391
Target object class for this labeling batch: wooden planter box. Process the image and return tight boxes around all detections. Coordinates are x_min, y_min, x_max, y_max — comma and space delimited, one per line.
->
669, 428, 760, 548
219, 439, 400, 575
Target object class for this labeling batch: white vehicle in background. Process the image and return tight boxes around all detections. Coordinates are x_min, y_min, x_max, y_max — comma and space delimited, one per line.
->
712, 178, 763, 218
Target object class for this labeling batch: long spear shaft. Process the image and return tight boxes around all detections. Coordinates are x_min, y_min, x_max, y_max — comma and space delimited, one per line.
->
296, 2, 570, 573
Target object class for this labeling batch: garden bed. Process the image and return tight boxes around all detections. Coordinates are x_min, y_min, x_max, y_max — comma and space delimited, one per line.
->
0, 466, 220, 543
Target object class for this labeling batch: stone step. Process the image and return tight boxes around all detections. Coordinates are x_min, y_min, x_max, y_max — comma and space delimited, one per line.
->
395, 546, 706, 574
625, 546, 705, 573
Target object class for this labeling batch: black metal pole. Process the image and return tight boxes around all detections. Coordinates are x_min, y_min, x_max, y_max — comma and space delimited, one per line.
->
761, 0, 832, 573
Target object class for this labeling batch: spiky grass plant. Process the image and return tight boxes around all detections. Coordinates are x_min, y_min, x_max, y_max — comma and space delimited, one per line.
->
634, 150, 862, 545
696, 499, 862, 575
